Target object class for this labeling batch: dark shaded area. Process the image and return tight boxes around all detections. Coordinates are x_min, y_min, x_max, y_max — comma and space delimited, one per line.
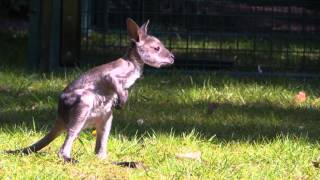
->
0, 32, 28, 67
93, 0, 320, 33
113, 100, 320, 143
0, 0, 29, 20
0, 1, 29, 34
81, 0, 320, 73
1, 1, 320, 73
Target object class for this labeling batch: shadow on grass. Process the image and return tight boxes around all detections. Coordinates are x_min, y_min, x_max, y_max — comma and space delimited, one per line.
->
114, 100, 320, 143
0, 89, 60, 128
1, 69, 320, 143
143, 70, 320, 91
1, 88, 319, 143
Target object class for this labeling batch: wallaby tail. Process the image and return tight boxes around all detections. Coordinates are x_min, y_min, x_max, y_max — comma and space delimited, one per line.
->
6, 119, 65, 155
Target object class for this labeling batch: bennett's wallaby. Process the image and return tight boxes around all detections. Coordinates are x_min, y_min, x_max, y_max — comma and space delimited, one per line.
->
7, 18, 174, 162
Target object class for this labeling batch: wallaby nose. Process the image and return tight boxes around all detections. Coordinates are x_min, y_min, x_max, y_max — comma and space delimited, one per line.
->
170, 54, 175, 64
169, 53, 174, 64
170, 53, 175, 59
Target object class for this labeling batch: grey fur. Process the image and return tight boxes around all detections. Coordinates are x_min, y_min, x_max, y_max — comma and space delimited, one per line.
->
7, 18, 174, 162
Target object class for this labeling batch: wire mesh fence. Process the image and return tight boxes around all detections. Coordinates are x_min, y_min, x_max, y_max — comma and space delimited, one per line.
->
80, 0, 320, 73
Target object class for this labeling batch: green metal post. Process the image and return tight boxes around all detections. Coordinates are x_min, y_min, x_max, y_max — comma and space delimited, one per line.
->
27, 0, 41, 70
81, 0, 91, 52
40, 0, 52, 72
49, 0, 62, 70
60, 0, 81, 66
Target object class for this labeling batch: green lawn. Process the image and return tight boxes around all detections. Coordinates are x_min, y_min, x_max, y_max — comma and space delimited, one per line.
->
0, 67, 320, 179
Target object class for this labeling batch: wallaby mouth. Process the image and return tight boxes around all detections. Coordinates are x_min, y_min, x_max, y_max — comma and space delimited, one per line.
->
160, 60, 174, 68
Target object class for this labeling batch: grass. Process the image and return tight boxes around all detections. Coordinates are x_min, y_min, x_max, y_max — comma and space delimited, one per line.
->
1, 67, 320, 179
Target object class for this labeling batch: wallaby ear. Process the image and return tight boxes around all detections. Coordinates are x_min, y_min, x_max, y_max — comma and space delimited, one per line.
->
139, 20, 149, 36
126, 18, 139, 42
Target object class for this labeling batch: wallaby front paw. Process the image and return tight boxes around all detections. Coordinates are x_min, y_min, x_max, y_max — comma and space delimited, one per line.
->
116, 90, 128, 109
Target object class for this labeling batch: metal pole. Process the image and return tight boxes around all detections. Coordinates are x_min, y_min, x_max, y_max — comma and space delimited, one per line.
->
49, 0, 61, 70
27, 0, 41, 70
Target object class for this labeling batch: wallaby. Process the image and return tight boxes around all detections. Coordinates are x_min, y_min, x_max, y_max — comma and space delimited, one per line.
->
7, 18, 174, 162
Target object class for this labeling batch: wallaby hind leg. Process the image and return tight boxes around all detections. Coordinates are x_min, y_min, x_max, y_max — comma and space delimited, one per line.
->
58, 101, 91, 163
95, 113, 113, 159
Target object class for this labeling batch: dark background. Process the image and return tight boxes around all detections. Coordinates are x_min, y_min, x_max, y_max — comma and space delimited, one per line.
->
1, 0, 320, 74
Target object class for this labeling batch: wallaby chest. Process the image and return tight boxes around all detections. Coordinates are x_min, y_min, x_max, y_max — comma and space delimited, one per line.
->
122, 68, 141, 89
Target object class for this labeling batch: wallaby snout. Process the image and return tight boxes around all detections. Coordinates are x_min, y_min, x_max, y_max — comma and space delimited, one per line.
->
159, 50, 174, 67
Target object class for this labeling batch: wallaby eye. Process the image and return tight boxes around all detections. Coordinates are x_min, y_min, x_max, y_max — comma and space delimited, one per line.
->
153, 47, 160, 51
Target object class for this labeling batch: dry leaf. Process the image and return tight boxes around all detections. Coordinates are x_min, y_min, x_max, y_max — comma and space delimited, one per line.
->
31, 104, 37, 111
176, 151, 201, 161
294, 91, 307, 103
137, 119, 144, 126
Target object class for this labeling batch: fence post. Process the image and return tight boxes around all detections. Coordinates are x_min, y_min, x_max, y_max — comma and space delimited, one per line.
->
49, 0, 61, 70
81, 0, 91, 52
28, 0, 81, 70
27, 0, 41, 70
60, 0, 81, 67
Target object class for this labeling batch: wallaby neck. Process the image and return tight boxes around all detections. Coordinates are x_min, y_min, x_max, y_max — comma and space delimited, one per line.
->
123, 45, 144, 74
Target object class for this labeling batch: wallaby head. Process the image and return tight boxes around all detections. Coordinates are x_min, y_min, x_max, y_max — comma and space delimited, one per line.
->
127, 18, 174, 68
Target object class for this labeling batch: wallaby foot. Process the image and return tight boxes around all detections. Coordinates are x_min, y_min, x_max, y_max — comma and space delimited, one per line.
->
96, 152, 108, 160
64, 157, 79, 164
58, 151, 79, 163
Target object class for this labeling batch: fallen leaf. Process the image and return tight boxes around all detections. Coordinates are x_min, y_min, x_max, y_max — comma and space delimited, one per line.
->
31, 104, 37, 111
295, 91, 307, 103
176, 151, 201, 161
137, 119, 144, 126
